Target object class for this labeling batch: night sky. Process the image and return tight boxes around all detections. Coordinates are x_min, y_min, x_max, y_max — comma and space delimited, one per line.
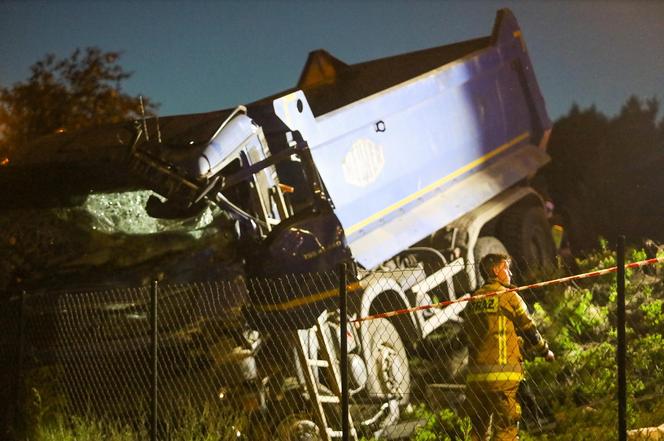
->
1, 1, 663, 121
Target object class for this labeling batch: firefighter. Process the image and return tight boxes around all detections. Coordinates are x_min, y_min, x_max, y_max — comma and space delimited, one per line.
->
462, 253, 554, 441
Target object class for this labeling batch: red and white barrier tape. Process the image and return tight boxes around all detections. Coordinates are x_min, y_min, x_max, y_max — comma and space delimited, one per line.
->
351, 256, 664, 324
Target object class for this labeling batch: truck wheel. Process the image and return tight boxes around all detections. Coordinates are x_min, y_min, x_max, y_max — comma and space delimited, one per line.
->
361, 318, 411, 405
474, 236, 509, 286
499, 204, 556, 280
275, 415, 322, 441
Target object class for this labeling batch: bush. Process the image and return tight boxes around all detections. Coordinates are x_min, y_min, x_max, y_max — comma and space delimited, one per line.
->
411, 405, 472, 441
519, 244, 664, 439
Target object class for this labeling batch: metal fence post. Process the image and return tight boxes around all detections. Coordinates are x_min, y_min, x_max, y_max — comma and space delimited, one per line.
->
10, 291, 27, 436
616, 236, 627, 441
338, 262, 349, 441
151, 280, 159, 441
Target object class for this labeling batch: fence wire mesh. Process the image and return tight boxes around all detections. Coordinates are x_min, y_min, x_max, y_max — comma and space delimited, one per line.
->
3, 248, 664, 441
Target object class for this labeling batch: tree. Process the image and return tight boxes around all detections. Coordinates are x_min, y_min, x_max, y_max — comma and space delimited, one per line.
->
0, 47, 158, 157
542, 97, 664, 252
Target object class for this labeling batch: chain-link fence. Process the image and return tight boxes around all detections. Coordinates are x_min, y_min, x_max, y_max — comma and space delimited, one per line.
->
2, 244, 663, 441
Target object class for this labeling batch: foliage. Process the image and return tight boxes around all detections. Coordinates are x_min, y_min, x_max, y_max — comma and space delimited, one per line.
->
162, 399, 250, 441
33, 415, 144, 441
17, 365, 70, 440
22, 390, 249, 441
542, 97, 664, 252
411, 404, 472, 441
0, 47, 158, 156
412, 242, 663, 440
18, 361, 248, 440
521, 245, 664, 439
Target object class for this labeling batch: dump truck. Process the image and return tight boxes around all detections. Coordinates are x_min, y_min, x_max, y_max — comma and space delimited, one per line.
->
4, 8, 555, 440
118, 8, 556, 438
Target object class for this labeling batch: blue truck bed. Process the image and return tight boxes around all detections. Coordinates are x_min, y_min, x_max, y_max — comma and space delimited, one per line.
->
271, 9, 552, 269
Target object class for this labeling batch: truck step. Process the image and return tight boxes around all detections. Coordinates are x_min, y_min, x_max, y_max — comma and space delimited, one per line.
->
307, 358, 330, 367
326, 428, 358, 438
318, 395, 340, 403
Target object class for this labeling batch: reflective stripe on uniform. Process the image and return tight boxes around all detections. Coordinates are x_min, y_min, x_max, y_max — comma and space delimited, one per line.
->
515, 295, 529, 316
468, 363, 522, 373
466, 371, 524, 383
498, 315, 507, 364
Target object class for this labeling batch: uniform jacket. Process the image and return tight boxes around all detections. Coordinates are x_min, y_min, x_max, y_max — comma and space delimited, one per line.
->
463, 278, 549, 389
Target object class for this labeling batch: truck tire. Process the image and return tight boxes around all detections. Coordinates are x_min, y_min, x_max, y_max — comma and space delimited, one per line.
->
499, 204, 556, 281
361, 318, 411, 405
474, 236, 509, 286
275, 415, 322, 441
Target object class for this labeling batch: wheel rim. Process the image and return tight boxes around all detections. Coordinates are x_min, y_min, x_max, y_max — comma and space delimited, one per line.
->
362, 317, 411, 405
291, 421, 320, 441
379, 342, 405, 396
276, 417, 322, 441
